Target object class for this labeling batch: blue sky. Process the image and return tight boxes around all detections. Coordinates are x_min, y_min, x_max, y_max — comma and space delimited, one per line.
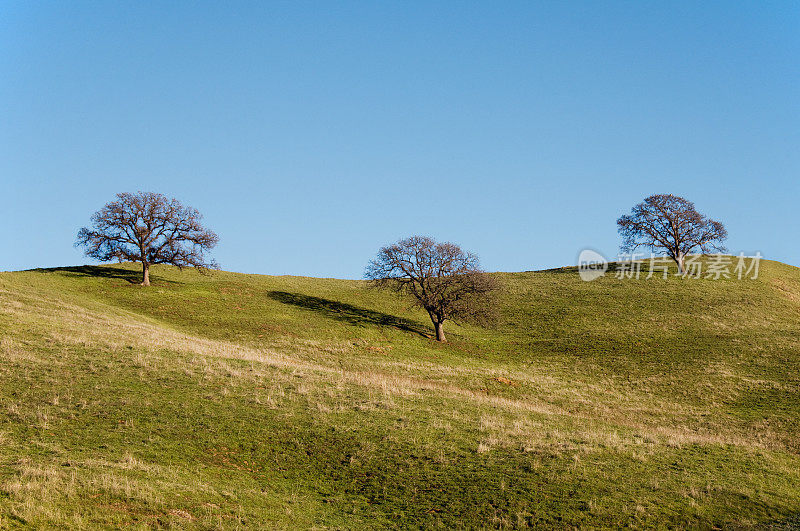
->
2, 1, 798, 277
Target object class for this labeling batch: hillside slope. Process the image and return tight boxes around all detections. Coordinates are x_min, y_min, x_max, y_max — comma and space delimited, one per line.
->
1, 260, 799, 528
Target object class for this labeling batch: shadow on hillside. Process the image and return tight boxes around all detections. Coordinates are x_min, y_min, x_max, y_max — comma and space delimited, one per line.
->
28, 265, 177, 285
267, 291, 430, 338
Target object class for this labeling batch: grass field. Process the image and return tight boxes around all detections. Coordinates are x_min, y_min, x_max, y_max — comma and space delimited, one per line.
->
1, 259, 799, 528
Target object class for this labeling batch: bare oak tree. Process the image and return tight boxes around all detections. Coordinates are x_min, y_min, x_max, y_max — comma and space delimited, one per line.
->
365, 236, 499, 342
617, 194, 727, 274
76, 192, 219, 286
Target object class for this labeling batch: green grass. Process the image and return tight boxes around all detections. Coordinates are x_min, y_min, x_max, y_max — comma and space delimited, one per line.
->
1, 259, 799, 528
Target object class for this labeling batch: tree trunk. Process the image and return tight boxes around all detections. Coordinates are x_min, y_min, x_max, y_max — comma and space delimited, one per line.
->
676, 253, 685, 275
141, 262, 150, 286
434, 321, 446, 342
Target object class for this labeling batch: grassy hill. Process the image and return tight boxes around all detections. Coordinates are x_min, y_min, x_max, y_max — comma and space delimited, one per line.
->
1, 260, 799, 528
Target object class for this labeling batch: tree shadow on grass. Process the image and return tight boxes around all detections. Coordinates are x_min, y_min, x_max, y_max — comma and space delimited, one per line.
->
267, 291, 430, 338
28, 265, 178, 285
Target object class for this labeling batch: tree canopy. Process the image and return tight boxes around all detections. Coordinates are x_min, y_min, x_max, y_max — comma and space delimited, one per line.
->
365, 236, 498, 341
76, 192, 218, 286
617, 194, 727, 273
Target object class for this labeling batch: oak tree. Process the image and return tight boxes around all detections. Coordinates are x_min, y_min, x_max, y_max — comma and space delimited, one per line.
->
617, 194, 727, 274
76, 192, 218, 286
365, 236, 498, 342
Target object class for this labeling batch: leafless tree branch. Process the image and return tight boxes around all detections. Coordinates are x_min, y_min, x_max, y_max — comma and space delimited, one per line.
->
365, 236, 499, 341
76, 192, 219, 286
617, 194, 727, 274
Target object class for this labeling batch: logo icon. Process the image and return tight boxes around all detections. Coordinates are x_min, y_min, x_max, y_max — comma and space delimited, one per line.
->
578, 249, 608, 281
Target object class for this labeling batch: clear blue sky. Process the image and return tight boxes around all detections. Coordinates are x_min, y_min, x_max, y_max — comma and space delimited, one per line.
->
2, 1, 798, 278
